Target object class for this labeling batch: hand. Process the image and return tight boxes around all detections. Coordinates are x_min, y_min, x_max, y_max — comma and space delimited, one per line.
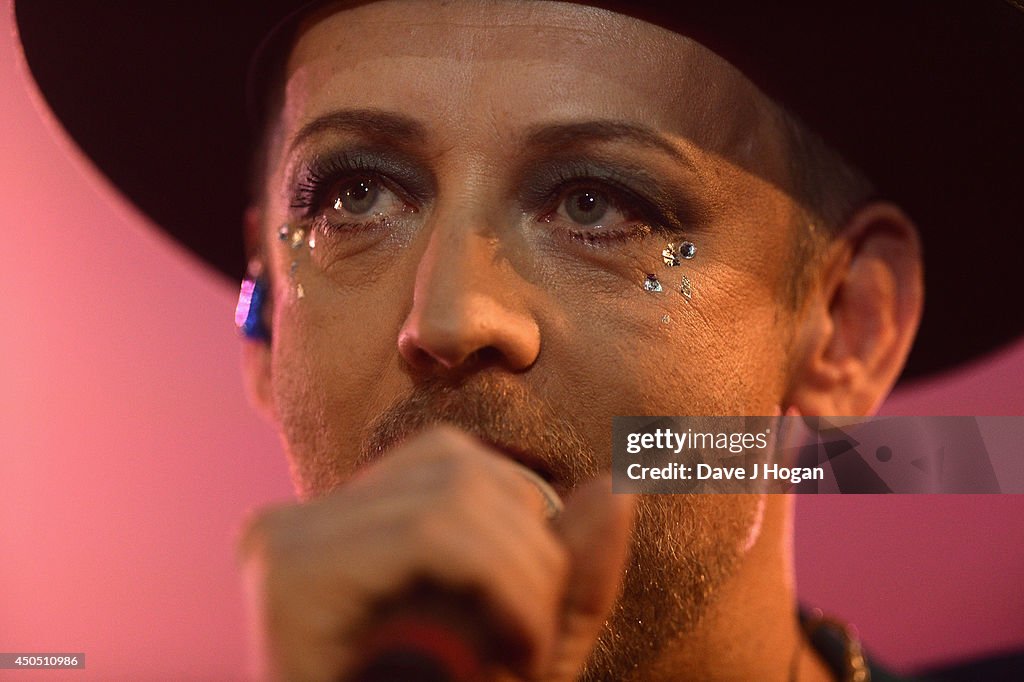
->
238, 425, 635, 681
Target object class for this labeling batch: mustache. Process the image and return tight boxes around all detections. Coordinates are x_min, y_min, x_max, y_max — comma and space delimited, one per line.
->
357, 374, 599, 488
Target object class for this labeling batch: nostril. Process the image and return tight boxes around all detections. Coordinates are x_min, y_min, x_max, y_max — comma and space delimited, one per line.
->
403, 344, 507, 373
467, 346, 505, 368
407, 346, 437, 369
400, 338, 452, 370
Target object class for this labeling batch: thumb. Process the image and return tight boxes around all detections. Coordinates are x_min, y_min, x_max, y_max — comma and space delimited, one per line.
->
545, 476, 635, 680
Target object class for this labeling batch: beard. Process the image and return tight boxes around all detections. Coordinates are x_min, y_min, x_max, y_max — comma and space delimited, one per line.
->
328, 372, 762, 680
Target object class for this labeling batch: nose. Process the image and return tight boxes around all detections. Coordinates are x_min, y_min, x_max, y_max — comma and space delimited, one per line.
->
397, 214, 541, 374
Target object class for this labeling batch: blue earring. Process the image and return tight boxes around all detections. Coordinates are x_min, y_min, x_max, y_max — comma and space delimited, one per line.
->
235, 275, 270, 341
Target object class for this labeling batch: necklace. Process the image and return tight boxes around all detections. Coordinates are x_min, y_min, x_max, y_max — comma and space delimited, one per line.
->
791, 610, 871, 682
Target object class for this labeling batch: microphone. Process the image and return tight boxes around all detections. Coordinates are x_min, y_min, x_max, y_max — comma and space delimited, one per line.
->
344, 584, 496, 682
345, 466, 563, 682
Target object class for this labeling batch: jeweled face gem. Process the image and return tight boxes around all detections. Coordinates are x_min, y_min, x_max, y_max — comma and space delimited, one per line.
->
643, 274, 663, 292
680, 241, 696, 259
662, 243, 681, 267
680, 274, 692, 301
278, 224, 290, 242
289, 227, 307, 249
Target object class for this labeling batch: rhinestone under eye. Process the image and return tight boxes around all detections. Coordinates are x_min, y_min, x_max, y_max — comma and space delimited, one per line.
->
643, 274, 663, 292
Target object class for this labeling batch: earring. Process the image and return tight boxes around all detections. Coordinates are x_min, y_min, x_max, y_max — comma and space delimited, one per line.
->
235, 275, 270, 341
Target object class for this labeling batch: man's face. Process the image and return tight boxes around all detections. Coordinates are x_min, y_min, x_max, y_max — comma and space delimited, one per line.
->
255, 0, 804, 674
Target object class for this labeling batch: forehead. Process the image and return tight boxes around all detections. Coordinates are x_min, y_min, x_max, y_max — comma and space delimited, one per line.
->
280, 0, 786, 180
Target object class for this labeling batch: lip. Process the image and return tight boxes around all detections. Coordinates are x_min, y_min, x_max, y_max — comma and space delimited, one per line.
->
361, 416, 572, 499
477, 438, 562, 492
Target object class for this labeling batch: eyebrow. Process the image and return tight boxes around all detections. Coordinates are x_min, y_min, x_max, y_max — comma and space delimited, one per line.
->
288, 108, 428, 153
287, 111, 697, 173
523, 120, 697, 169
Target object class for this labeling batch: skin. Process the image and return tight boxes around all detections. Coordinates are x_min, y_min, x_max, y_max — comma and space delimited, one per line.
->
238, 1, 924, 680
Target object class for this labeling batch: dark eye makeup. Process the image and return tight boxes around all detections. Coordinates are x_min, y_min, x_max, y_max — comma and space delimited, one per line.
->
286, 148, 701, 246
519, 158, 700, 243
289, 148, 432, 216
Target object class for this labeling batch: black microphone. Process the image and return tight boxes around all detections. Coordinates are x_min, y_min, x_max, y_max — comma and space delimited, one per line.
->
344, 584, 501, 682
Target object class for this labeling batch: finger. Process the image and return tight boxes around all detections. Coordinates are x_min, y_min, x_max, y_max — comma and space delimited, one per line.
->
238, 429, 574, 680
546, 475, 635, 680
352, 425, 559, 523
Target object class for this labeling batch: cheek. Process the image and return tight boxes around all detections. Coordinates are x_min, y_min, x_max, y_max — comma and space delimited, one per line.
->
544, 177, 797, 419
550, 274, 792, 421
674, 301, 791, 411
268, 277, 406, 487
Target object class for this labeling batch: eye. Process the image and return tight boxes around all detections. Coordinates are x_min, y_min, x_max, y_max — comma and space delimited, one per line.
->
334, 178, 379, 214
325, 176, 406, 218
564, 188, 610, 225
549, 185, 636, 231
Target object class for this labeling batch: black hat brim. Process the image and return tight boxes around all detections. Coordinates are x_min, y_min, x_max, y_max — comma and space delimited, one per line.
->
14, 0, 1024, 381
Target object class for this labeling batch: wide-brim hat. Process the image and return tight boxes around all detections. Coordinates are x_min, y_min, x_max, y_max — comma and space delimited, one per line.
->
14, 1, 1024, 381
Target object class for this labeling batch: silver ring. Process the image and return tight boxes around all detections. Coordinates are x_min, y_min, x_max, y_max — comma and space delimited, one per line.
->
513, 464, 564, 521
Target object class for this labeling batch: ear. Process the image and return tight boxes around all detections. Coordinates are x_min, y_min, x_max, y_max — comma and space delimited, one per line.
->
241, 206, 277, 420
786, 202, 923, 416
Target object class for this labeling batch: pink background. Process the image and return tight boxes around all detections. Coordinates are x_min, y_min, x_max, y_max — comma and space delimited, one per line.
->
2, 12, 1022, 679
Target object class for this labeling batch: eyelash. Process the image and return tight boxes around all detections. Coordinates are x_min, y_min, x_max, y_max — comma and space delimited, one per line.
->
289, 154, 412, 216
288, 157, 680, 244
